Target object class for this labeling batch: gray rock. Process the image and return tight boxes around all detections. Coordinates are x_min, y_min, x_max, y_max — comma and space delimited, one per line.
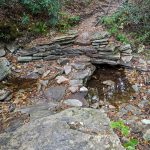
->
0, 108, 125, 150
15, 103, 58, 121
44, 55, 60, 60
44, 86, 66, 102
75, 32, 91, 46
18, 56, 32, 62
0, 57, 11, 81
125, 104, 142, 115
141, 119, 150, 125
119, 44, 131, 51
6, 43, 16, 53
138, 100, 149, 108
64, 65, 72, 75
71, 63, 87, 70
143, 129, 150, 141
75, 56, 91, 63
56, 76, 69, 84
132, 83, 140, 92
57, 58, 70, 65
80, 86, 88, 92
72, 67, 95, 80
91, 58, 119, 65
54, 34, 77, 42
0, 47, 6, 57
91, 31, 110, 40
121, 55, 133, 63
0, 90, 11, 101
69, 86, 79, 93
96, 45, 116, 52
63, 99, 83, 107
69, 80, 83, 86
25, 72, 39, 79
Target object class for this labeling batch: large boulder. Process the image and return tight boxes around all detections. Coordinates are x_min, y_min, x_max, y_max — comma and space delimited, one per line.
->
0, 57, 11, 81
0, 108, 125, 150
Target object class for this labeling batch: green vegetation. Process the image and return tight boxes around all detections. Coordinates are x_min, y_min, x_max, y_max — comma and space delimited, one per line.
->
111, 120, 138, 150
0, 0, 80, 42
123, 139, 138, 150
111, 120, 130, 136
101, 0, 150, 45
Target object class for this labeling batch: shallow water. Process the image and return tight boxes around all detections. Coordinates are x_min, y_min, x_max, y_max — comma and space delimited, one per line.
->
87, 65, 135, 106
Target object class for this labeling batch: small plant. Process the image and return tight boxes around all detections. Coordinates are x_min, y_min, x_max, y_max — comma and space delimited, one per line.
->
123, 139, 138, 150
21, 13, 30, 25
31, 21, 48, 34
111, 120, 130, 136
111, 120, 138, 149
57, 12, 80, 32
116, 34, 129, 43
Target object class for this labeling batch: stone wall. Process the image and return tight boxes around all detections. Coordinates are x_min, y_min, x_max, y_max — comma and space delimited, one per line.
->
17, 32, 133, 66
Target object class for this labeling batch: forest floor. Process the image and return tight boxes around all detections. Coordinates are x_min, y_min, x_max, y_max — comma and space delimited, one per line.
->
0, 0, 150, 149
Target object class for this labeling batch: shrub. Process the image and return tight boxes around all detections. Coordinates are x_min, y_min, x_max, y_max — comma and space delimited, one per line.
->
101, 0, 150, 45
20, 0, 61, 26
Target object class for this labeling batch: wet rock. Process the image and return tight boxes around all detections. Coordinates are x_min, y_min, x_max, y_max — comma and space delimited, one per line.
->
64, 65, 71, 75
56, 76, 69, 84
69, 86, 79, 93
18, 56, 32, 62
0, 108, 125, 150
44, 86, 66, 102
0, 47, 6, 57
143, 129, 150, 141
141, 119, 150, 125
0, 57, 11, 81
63, 99, 83, 107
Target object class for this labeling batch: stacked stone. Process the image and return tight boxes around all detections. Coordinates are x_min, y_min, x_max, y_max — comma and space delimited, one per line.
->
18, 34, 78, 62
119, 44, 133, 63
53, 34, 77, 46
91, 32, 120, 65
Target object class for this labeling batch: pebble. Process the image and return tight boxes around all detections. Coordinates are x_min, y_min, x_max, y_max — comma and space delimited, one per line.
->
56, 76, 69, 84
63, 99, 83, 107
64, 65, 72, 75
141, 119, 150, 125
80, 86, 88, 92
69, 86, 79, 93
